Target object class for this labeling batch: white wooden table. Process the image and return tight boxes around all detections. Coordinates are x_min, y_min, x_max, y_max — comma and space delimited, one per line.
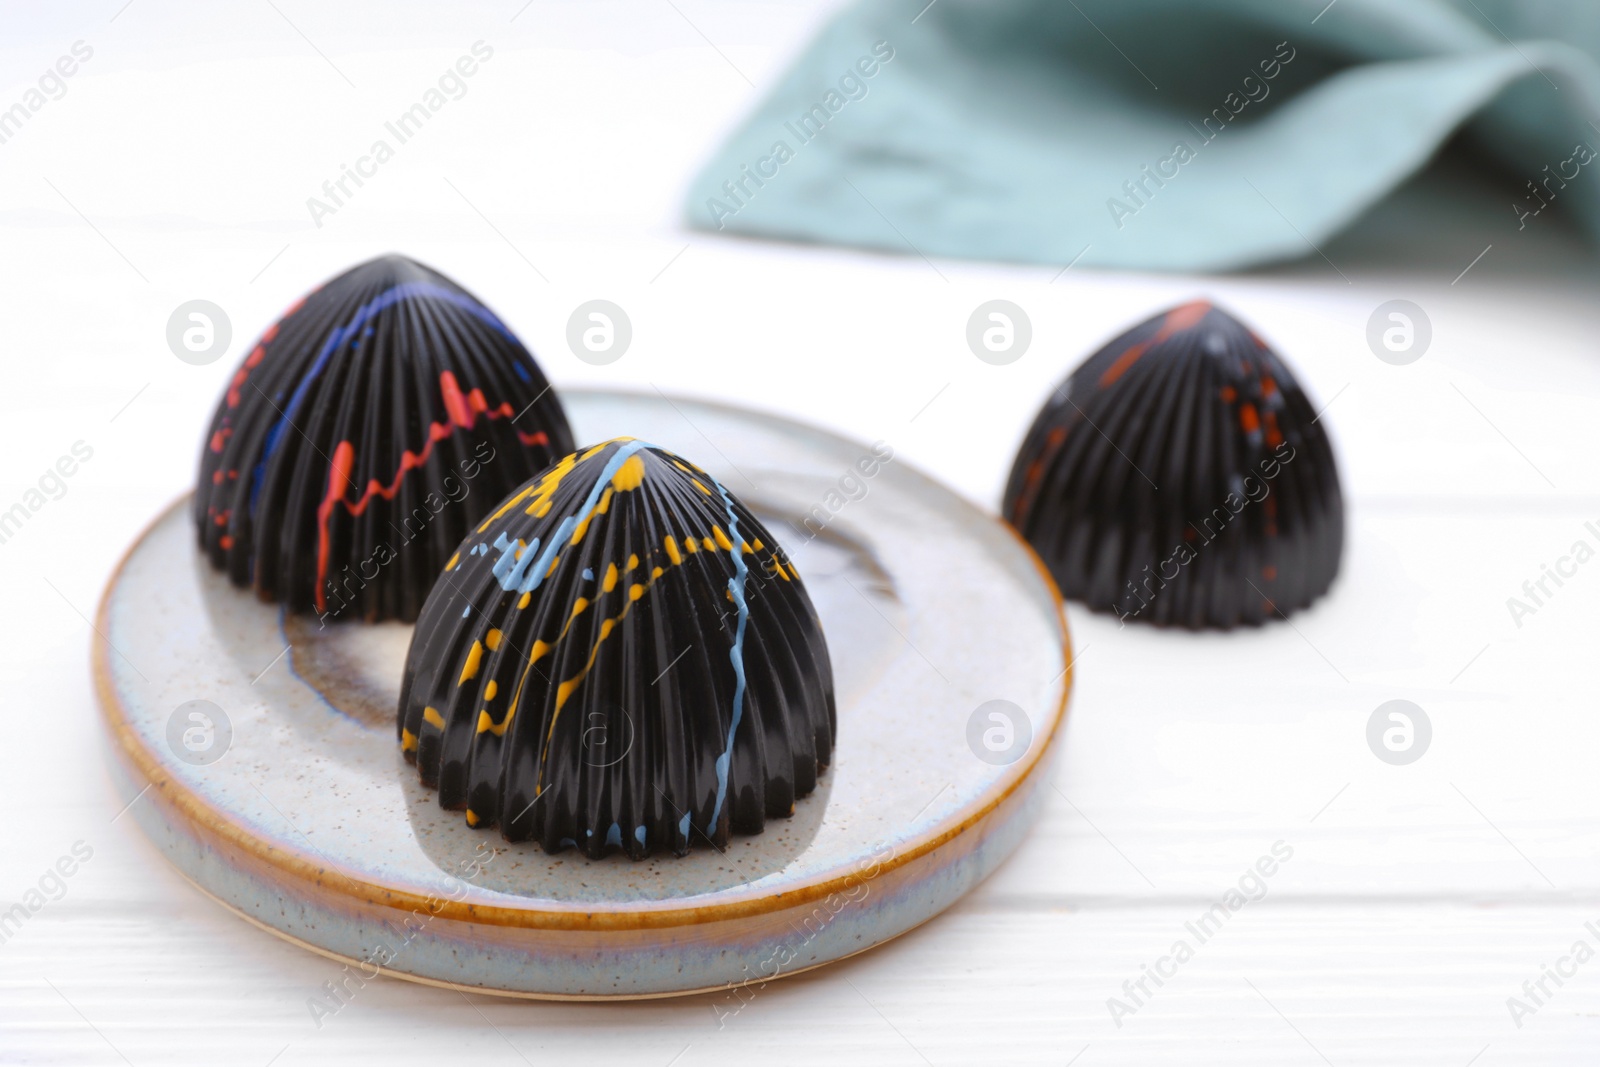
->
2, 3, 1597, 1063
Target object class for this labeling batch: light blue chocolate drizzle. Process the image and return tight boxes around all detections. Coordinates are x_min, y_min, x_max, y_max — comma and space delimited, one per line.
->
708, 481, 750, 833
487, 440, 651, 595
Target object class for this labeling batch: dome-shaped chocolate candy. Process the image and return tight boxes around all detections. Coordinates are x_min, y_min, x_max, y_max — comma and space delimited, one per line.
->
399, 439, 836, 858
195, 255, 575, 622
1003, 300, 1343, 629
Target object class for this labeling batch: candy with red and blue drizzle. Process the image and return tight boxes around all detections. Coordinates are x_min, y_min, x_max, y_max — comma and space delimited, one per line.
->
398, 439, 836, 859
194, 254, 575, 623
1002, 300, 1343, 629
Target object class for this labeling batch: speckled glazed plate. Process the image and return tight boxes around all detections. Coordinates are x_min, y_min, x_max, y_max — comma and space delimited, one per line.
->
94, 389, 1072, 999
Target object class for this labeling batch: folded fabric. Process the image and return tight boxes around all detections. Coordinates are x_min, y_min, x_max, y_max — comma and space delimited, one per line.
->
683, 0, 1600, 271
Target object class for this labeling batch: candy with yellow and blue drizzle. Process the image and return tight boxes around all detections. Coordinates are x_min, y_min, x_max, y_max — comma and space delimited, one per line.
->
398, 438, 836, 858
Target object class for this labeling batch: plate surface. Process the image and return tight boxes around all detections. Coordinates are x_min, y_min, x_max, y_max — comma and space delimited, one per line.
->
95, 389, 1071, 998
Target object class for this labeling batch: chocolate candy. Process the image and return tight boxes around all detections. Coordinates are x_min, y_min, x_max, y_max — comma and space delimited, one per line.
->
399, 439, 836, 857
1003, 300, 1343, 628
195, 255, 574, 622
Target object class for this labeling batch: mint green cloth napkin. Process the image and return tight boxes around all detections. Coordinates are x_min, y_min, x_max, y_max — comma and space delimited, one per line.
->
683, 0, 1600, 271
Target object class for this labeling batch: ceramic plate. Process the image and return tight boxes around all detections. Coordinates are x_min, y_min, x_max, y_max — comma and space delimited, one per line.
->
95, 389, 1072, 999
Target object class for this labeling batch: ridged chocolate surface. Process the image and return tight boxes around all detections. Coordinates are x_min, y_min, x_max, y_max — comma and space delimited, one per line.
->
1003, 300, 1343, 629
194, 254, 575, 623
399, 439, 836, 858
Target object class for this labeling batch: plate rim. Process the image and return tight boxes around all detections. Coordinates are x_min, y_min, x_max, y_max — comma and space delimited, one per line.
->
94, 388, 1073, 933
160, 858, 954, 1002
